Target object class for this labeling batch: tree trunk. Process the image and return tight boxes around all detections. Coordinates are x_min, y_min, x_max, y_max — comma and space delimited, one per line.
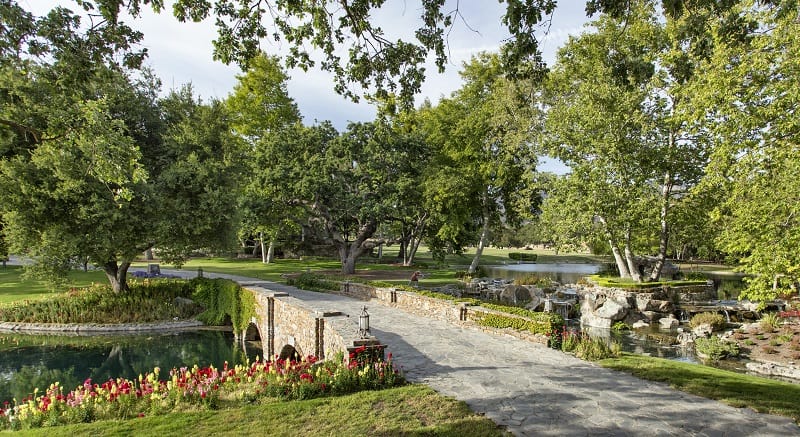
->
609, 240, 631, 279
144, 248, 154, 261
623, 228, 642, 282
598, 215, 630, 278
103, 260, 131, 293
469, 207, 491, 275
649, 169, 673, 281
335, 220, 377, 274
266, 239, 275, 263
407, 236, 422, 266
259, 232, 268, 263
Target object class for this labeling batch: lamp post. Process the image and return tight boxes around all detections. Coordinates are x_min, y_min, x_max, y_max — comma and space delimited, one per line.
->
358, 306, 370, 338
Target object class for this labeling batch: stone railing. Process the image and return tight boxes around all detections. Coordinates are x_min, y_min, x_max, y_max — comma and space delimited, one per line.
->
331, 282, 550, 345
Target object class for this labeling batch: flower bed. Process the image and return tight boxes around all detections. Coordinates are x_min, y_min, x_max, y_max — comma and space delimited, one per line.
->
0, 347, 403, 431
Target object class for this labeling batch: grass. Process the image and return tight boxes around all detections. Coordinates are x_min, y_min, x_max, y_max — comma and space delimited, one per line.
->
600, 353, 800, 422
0, 266, 106, 305
2, 385, 508, 437
588, 275, 708, 289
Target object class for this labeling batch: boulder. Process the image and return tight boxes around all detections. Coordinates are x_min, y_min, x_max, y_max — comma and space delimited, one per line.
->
676, 328, 695, 345
525, 295, 543, 312
692, 323, 714, 338
659, 316, 679, 329
499, 285, 530, 305
595, 297, 630, 321
632, 320, 650, 329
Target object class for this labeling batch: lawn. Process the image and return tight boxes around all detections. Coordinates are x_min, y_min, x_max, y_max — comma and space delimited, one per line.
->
0, 266, 107, 305
600, 353, 800, 422
2, 385, 508, 436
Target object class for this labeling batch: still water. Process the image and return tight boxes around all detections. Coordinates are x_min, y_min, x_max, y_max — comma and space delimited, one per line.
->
0, 329, 262, 403
485, 263, 603, 284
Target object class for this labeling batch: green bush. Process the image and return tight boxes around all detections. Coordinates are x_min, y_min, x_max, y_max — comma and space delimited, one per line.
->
0, 279, 200, 324
508, 253, 538, 262
695, 336, 740, 361
759, 312, 782, 332
474, 304, 563, 335
286, 272, 340, 292
574, 336, 621, 361
689, 312, 727, 331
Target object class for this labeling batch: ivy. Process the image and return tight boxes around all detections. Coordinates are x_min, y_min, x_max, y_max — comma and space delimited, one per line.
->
190, 278, 256, 333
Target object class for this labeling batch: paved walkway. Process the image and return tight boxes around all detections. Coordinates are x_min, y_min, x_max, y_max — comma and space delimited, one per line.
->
169, 270, 800, 436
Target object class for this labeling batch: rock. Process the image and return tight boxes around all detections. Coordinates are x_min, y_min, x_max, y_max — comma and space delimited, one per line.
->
645, 300, 674, 313
580, 312, 613, 329
525, 295, 543, 312
632, 320, 650, 329
659, 316, 679, 329
499, 285, 531, 305
692, 323, 714, 338
745, 362, 800, 381
676, 330, 695, 345
525, 286, 546, 301
596, 297, 630, 320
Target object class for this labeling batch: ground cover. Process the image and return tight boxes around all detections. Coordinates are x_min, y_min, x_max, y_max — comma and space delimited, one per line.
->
728, 318, 800, 367
600, 354, 800, 422
0, 384, 506, 436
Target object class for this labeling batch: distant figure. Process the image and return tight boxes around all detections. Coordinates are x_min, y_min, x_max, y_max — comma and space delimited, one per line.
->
409, 270, 422, 287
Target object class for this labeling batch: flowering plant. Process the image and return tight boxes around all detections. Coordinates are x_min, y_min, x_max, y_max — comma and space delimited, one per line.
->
0, 351, 403, 431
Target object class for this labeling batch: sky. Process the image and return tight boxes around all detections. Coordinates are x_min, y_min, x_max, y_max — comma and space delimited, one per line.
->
26, 1, 592, 172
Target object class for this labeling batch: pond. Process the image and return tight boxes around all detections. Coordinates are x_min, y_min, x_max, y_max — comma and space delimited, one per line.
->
0, 329, 262, 404
484, 262, 603, 284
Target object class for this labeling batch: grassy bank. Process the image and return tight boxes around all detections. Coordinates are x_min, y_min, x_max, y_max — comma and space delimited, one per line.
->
2, 385, 507, 437
0, 266, 106, 304
600, 354, 800, 422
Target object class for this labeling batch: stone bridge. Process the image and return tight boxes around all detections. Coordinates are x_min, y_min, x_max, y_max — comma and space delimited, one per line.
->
238, 281, 381, 361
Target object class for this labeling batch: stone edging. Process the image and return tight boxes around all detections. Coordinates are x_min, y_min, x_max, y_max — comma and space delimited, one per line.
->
745, 360, 800, 381
0, 319, 204, 334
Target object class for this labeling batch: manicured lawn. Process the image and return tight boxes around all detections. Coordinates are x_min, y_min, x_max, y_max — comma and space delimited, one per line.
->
3, 385, 508, 436
0, 266, 106, 305
600, 353, 800, 422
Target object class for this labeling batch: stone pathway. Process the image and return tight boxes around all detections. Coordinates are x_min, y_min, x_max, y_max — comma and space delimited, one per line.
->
167, 270, 800, 436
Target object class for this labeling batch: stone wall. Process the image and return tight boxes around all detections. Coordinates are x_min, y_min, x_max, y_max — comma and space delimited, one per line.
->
364, 285, 549, 345
247, 286, 377, 362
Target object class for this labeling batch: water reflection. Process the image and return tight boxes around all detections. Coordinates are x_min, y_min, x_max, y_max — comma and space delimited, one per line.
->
485, 263, 603, 284
0, 329, 261, 403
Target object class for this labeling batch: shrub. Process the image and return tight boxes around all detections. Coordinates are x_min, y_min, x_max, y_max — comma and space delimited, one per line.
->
474, 305, 563, 336
611, 321, 631, 332
508, 253, 538, 262
759, 313, 782, 332
689, 312, 727, 331
695, 336, 740, 361
0, 279, 200, 324
761, 345, 777, 354
286, 273, 340, 292
573, 336, 621, 361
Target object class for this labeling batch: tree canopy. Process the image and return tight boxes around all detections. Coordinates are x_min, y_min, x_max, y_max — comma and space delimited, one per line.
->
0, 3, 242, 291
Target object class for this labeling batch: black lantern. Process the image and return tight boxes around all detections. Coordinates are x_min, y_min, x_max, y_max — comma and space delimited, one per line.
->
358, 306, 370, 338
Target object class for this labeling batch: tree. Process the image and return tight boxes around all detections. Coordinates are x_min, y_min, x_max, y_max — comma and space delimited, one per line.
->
541, 2, 710, 281
75, 0, 755, 108
226, 53, 301, 263
419, 53, 539, 273
0, 3, 242, 292
688, 0, 800, 302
